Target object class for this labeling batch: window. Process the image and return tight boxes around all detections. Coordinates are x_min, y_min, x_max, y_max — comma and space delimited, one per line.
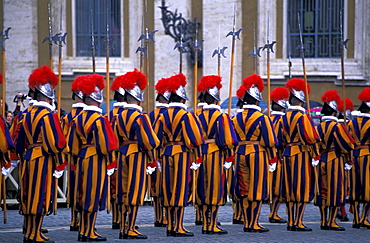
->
288, 0, 344, 58
76, 0, 121, 57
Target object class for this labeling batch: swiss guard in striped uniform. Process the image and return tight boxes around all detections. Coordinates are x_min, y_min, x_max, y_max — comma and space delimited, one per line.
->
348, 88, 370, 229
315, 90, 354, 231
268, 87, 290, 224
112, 69, 160, 239
195, 75, 238, 234
108, 75, 128, 230
148, 77, 171, 228
15, 66, 66, 243
61, 75, 87, 232
66, 74, 117, 242
282, 78, 320, 231
154, 73, 203, 237
232, 74, 277, 233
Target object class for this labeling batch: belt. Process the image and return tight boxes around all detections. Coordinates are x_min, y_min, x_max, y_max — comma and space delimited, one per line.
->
27, 143, 42, 149
238, 141, 259, 145
285, 142, 302, 147
356, 145, 370, 149
204, 139, 215, 144
321, 148, 335, 153
121, 140, 138, 146
164, 141, 184, 147
81, 144, 95, 149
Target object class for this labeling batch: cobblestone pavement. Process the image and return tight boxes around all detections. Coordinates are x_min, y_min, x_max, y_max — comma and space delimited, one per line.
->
0, 203, 368, 242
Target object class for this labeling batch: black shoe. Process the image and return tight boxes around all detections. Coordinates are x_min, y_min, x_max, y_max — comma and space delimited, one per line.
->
23, 237, 28, 243
135, 225, 139, 230
320, 225, 329, 230
78, 234, 87, 242
352, 224, 361, 229
361, 223, 370, 229
287, 226, 296, 231
41, 228, 48, 234
201, 229, 210, 234
70, 225, 79, 231
339, 216, 349, 222
174, 231, 194, 237
336, 214, 343, 220
166, 230, 175, 236
125, 234, 148, 239
217, 221, 221, 226
329, 226, 345, 231
247, 228, 269, 233
233, 219, 244, 224
112, 223, 120, 229
154, 221, 167, 227
119, 233, 126, 239
295, 226, 312, 231
269, 217, 287, 223
195, 220, 203, 225
209, 229, 228, 234
86, 236, 107, 241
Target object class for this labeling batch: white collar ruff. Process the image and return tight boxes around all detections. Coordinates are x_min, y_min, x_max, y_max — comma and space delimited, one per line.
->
271, 111, 285, 116
124, 104, 143, 112
72, 103, 87, 108
242, 104, 261, 112
288, 105, 306, 113
197, 102, 207, 108
358, 113, 370, 118
113, 102, 126, 108
155, 102, 169, 109
84, 105, 102, 114
202, 104, 221, 111
169, 102, 188, 110
33, 101, 55, 112
322, 116, 338, 122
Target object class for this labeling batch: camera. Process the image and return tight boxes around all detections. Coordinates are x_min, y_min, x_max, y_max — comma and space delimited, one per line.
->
13, 93, 28, 103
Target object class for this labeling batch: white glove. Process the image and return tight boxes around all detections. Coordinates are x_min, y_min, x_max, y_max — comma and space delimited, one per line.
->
311, 159, 320, 167
344, 163, 352, 171
269, 163, 277, 172
53, 170, 64, 179
146, 166, 156, 175
2, 167, 10, 176
190, 162, 201, 171
156, 161, 162, 172
224, 162, 232, 169
107, 168, 115, 176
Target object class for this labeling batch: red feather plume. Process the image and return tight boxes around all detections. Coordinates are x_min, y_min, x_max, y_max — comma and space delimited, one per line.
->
167, 73, 187, 92
71, 75, 86, 92
120, 68, 147, 91
198, 75, 222, 92
242, 74, 264, 92
236, 84, 247, 99
28, 65, 58, 89
270, 87, 289, 102
0, 74, 2, 84
78, 74, 105, 96
338, 98, 354, 113
321, 90, 341, 104
358, 88, 370, 102
155, 77, 169, 94
111, 75, 125, 91
285, 78, 311, 95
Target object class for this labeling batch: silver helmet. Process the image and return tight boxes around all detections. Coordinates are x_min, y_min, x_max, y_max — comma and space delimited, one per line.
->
246, 85, 263, 102
36, 83, 55, 99
126, 85, 144, 102
162, 90, 171, 101
116, 87, 125, 97
74, 91, 84, 100
274, 99, 288, 109
327, 100, 338, 112
89, 87, 104, 103
173, 85, 189, 100
207, 86, 221, 101
290, 89, 306, 103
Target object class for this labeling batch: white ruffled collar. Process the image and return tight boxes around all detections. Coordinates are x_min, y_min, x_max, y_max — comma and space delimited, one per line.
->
83, 105, 102, 114
271, 111, 285, 116
242, 104, 261, 112
358, 113, 370, 118
202, 104, 221, 111
155, 102, 169, 109
33, 101, 55, 112
113, 102, 126, 108
197, 102, 207, 108
169, 102, 188, 110
288, 105, 306, 113
28, 100, 36, 106
72, 103, 87, 108
124, 104, 143, 112
322, 116, 338, 122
